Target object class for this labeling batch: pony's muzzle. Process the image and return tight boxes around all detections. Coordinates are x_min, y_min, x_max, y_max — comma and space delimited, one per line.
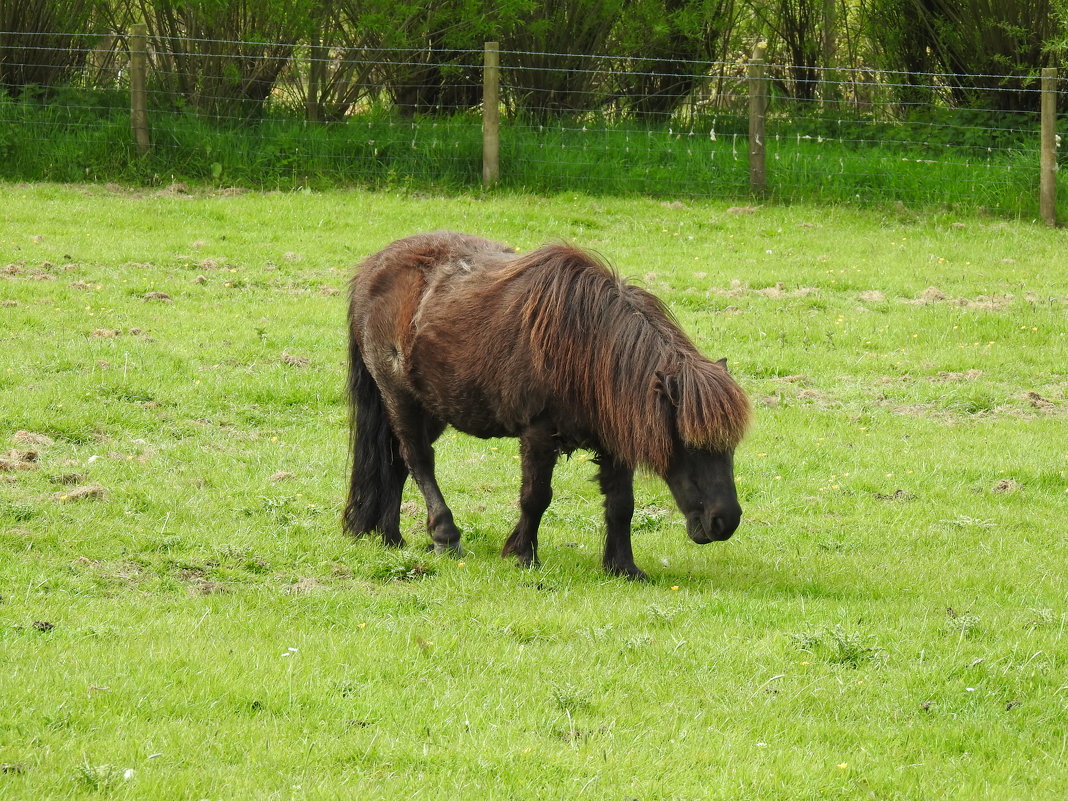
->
687, 505, 741, 544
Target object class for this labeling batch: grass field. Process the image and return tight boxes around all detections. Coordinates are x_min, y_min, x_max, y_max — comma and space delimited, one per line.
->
1, 183, 1066, 799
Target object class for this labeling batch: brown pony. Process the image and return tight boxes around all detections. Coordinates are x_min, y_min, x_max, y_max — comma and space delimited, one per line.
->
344, 231, 750, 579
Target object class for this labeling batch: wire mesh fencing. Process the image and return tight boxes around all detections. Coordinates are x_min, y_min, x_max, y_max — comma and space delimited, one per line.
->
0, 30, 1063, 218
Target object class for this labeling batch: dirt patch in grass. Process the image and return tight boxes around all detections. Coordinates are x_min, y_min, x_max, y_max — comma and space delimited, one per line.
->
176, 566, 227, 595
159, 182, 190, 196
190, 579, 227, 595
796, 388, 827, 402
285, 577, 324, 595
50, 484, 106, 502
906, 287, 1016, 310
711, 281, 817, 300
280, 352, 310, 368
884, 392, 1062, 420
874, 489, 916, 501
962, 295, 1015, 311
930, 369, 983, 383
911, 286, 947, 304
0, 449, 39, 472
756, 282, 817, 299
13, 431, 53, 448
888, 403, 955, 420
1024, 391, 1055, 411
50, 473, 86, 485
992, 478, 1022, 494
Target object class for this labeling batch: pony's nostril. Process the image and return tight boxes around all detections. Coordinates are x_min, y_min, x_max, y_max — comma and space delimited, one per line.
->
704, 507, 741, 541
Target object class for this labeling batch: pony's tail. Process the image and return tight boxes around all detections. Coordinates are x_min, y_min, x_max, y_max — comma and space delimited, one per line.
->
343, 327, 401, 539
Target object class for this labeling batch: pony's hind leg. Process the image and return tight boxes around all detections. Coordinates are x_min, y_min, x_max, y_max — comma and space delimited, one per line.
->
390, 398, 462, 555
597, 457, 646, 580
502, 423, 558, 567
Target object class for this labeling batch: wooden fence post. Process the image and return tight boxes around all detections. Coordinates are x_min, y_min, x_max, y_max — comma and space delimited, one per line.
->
748, 42, 768, 197
129, 23, 151, 155
483, 41, 500, 187
1040, 67, 1058, 226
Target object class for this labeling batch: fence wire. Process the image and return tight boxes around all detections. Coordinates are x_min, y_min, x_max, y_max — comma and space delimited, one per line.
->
0, 31, 1062, 213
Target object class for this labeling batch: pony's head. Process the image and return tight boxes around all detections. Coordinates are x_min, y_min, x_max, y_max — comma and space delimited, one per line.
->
663, 444, 742, 543
656, 357, 750, 543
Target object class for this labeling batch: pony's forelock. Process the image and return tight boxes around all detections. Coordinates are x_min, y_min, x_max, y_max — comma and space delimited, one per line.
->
674, 358, 752, 452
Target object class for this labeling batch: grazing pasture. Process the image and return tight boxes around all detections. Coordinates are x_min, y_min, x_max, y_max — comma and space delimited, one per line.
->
0, 184, 1066, 800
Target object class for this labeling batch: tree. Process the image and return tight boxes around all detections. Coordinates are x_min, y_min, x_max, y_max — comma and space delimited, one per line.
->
861, 0, 1063, 111
137, 0, 314, 119
612, 0, 739, 119
0, 0, 107, 96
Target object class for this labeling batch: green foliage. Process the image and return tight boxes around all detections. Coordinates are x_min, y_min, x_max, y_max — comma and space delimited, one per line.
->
3, 0, 1068, 122
611, 0, 740, 117
0, 1, 110, 97
860, 0, 1062, 111
792, 625, 884, 668
138, 0, 317, 118
751, 0, 826, 100
365, 549, 437, 581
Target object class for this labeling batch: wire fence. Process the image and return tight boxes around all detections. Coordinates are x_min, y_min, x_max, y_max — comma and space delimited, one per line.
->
0, 30, 1063, 217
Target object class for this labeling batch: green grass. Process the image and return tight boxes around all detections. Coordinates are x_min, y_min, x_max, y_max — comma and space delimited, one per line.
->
1, 183, 1067, 799
0, 93, 1058, 214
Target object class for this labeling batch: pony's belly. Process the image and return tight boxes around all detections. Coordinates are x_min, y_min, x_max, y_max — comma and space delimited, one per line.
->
449, 417, 517, 440
435, 395, 521, 439
407, 366, 526, 439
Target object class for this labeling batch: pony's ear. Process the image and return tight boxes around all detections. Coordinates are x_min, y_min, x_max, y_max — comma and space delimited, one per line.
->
715, 357, 730, 374
655, 370, 681, 407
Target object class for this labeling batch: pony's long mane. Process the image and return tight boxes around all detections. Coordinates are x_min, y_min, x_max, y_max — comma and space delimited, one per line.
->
495, 244, 750, 472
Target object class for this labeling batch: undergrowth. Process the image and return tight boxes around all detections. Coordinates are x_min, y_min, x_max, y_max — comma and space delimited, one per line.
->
0, 90, 1055, 215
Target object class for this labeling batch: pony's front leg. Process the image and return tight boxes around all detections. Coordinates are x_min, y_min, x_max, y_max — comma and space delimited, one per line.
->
502, 424, 558, 568
597, 457, 646, 580
390, 400, 462, 555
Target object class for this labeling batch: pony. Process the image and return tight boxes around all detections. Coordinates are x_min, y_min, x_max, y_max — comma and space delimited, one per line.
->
344, 231, 750, 579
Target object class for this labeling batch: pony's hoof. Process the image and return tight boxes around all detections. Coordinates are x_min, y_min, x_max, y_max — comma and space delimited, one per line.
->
606, 563, 648, 581
433, 541, 464, 557
510, 553, 540, 569
502, 544, 539, 568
